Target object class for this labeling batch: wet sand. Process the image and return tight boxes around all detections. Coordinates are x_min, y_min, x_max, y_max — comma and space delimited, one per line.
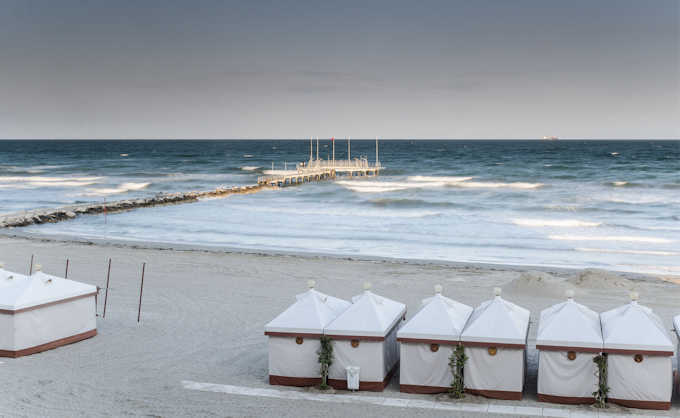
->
0, 234, 678, 417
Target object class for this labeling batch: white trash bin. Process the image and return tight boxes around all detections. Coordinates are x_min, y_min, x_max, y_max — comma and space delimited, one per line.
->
346, 366, 360, 391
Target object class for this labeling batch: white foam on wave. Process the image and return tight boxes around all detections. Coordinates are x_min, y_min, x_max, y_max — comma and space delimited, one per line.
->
336, 180, 445, 193
0, 176, 102, 188
240, 166, 261, 171
576, 248, 680, 256
407, 176, 473, 183
454, 181, 543, 189
612, 181, 627, 187
339, 176, 542, 193
84, 182, 151, 196
513, 219, 601, 228
549, 234, 673, 244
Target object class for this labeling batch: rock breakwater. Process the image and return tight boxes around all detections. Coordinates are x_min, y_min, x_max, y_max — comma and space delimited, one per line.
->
0, 184, 267, 228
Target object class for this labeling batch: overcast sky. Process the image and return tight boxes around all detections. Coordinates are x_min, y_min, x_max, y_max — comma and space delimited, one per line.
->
0, 0, 678, 139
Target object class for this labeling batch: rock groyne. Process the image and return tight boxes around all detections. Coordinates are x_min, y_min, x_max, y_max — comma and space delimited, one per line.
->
0, 184, 268, 228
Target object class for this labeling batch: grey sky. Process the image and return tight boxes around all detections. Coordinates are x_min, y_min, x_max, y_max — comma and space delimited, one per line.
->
0, 0, 678, 139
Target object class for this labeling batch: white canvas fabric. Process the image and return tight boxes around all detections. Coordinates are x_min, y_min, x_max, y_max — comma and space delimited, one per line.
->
399, 342, 454, 389
397, 290, 472, 391
268, 336, 322, 378
325, 290, 406, 338
537, 351, 598, 398
608, 354, 672, 402
265, 288, 351, 335
536, 297, 602, 350
464, 346, 525, 392
326, 290, 405, 387
266, 286, 351, 383
397, 293, 472, 342
461, 294, 530, 345
601, 301, 673, 353
329, 322, 402, 383
0, 270, 97, 354
0, 271, 96, 311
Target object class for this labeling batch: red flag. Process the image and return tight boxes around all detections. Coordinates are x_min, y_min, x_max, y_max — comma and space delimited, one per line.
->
331, 137, 334, 141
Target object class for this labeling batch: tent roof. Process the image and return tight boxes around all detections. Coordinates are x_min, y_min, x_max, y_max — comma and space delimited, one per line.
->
461, 294, 530, 345
265, 288, 351, 335
601, 301, 673, 353
0, 271, 97, 311
397, 293, 472, 342
536, 298, 602, 349
325, 290, 406, 338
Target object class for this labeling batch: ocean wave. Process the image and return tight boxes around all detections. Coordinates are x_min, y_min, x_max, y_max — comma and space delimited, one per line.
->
452, 181, 543, 189
84, 182, 151, 196
576, 248, 680, 256
549, 234, 673, 244
0, 176, 102, 188
240, 166, 261, 171
513, 219, 601, 228
339, 177, 543, 193
407, 176, 473, 183
336, 180, 445, 193
367, 198, 461, 209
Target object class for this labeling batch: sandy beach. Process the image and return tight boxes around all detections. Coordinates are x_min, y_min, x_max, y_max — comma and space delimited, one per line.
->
0, 234, 678, 417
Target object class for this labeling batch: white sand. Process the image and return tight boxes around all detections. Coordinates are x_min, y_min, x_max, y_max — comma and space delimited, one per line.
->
0, 234, 678, 417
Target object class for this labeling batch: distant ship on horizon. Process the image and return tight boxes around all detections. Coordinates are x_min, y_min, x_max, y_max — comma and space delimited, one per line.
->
542, 136, 559, 140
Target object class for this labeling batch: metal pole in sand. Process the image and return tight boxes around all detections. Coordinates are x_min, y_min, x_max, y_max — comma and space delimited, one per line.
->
65, 259, 70, 278
137, 262, 146, 323
29, 254, 34, 275
103, 258, 112, 318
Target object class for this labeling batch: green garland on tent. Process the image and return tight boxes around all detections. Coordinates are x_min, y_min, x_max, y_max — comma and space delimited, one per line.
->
592, 353, 609, 408
318, 336, 333, 389
449, 344, 467, 398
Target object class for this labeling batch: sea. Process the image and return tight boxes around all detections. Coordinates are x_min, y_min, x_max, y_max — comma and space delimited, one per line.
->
0, 140, 678, 276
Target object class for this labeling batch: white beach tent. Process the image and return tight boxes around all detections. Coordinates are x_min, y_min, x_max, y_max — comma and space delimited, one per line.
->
0, 265, 97, 358
397, 284, 473, 393
600, 292, 673, 410
264, 281, 351, 386
536, 290, 602, 404
324, 283, 406, 391
460, 288, 530, 400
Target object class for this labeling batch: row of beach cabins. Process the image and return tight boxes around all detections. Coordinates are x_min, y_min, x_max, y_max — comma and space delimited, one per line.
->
266, 281, 679, 411
1, 260, 677, 412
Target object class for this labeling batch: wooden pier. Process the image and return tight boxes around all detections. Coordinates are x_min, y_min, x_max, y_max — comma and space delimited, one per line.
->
257, 137, 382, 187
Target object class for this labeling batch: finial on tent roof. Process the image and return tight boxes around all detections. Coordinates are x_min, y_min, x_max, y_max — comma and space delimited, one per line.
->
363, 282, 372, 291
307, 280, 316, 289
566, 289, 574, 300
493, 287, 502, 297
630, 291, 639, 302
34, 264, 42, 272
434, 284, 443, 294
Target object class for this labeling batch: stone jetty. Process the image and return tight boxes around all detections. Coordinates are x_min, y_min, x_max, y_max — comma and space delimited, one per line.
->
0, 184, 268, 228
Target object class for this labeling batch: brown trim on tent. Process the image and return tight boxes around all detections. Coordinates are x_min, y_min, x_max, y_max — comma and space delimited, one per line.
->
324, 335, 385, 342
461, 341, 526, 349
465, 388, 522, 400
536, 345, 601, 353
400, 384, 449, 394
328, 362, 398, 392
603, 348, 673, 356
0, 292, 98, 315
264, 331, 322, 339
268, 375, 321, 387
0, 329, 97, 358
396, 338, 458, 345
537, 393, 595, 405
608, 398, 671, 410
